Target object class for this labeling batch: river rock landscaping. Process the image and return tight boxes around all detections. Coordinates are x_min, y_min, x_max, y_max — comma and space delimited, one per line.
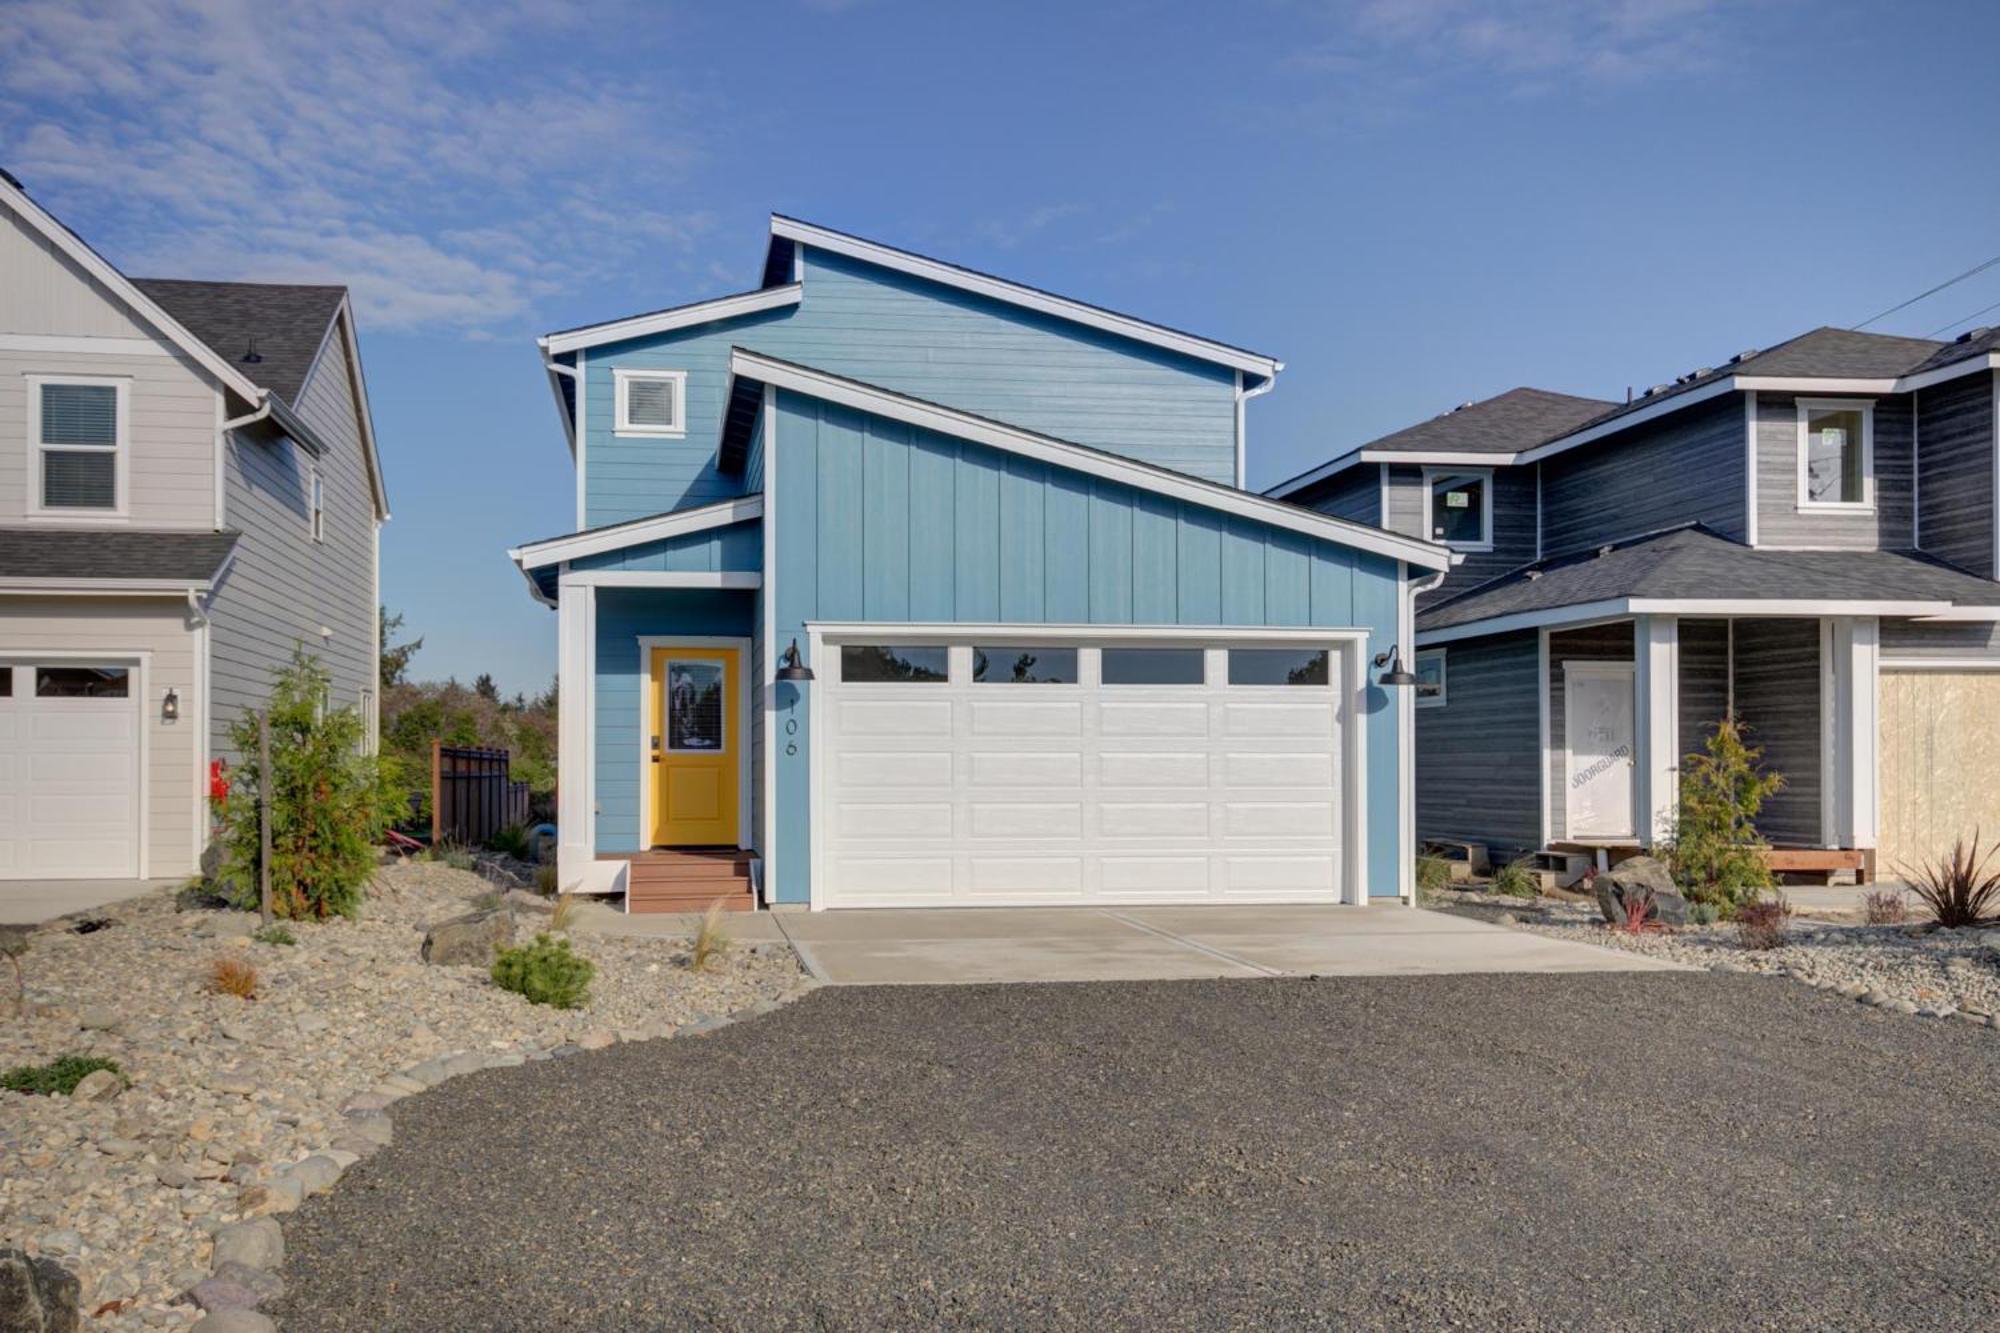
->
1437, 888, 2000, 1023
0, 858, 808, 1330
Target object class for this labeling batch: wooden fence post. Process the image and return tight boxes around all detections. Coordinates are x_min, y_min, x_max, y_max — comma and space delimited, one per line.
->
258, 709, 273, 927
430, 738, 443, 846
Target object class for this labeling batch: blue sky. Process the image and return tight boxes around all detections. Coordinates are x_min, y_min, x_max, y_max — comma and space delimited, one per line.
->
5, 0, 1999, 693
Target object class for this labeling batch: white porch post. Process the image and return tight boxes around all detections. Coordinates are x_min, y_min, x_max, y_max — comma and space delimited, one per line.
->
1635, 614, 1680, 844
555, 576, 594, 890
1823, 616, 1879, 851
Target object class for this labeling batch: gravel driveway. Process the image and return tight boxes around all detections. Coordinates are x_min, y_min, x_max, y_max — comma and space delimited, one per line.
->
274, 974, 2000, 1331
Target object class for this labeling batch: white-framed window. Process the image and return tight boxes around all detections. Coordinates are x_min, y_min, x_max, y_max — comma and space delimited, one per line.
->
613, 368, 687, 438
1414, 648, 1447, 708
1423, 468, 1492, 550
308, 464, 325, 542
27, 375, 128, 518
1795, 398, 1874, 510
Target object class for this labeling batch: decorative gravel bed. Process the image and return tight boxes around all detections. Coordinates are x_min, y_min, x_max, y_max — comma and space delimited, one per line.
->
1437, 891, 2000, 1023
0, 859, 809, 1329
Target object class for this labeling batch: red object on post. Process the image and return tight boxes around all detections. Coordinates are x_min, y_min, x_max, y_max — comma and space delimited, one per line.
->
209, 758, 230, 804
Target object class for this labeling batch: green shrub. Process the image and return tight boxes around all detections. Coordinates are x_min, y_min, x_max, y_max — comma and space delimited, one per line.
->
487, 824, 534, 860
534, 862, 559, 896
1491, 858, 1539, 898
2, 1055, 122, 1096
1687, 902, 1720, 927
252, 924, 297, 947
492, 933, 595, 1009
424, 841, 475, 872
1414, 855, 1453, 896
213, 651, 403, 920
1663, 718, 1783, 915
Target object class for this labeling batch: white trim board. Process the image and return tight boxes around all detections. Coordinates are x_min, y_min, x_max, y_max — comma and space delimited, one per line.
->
558, 571, 760, 590
540, 285, 803, 357
770, 215, 1282, 379
732, 348, 1454, 572
510, 494, 764, 570
1418, 597, 1986, 645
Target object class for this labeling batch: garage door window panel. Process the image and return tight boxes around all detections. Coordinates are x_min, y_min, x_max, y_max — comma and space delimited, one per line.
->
972, 646, 1078, 684
37, 667, 130, 698
840, 645, 949, 683
1227, 648, 1329, 686
1101, 648, 1205, 685
0, 668, 10, 697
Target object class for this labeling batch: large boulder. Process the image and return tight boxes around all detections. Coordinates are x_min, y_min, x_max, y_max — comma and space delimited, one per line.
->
420, 907, 514, 967
1594, 855, 1689, 927
0, 1246, 80, 1333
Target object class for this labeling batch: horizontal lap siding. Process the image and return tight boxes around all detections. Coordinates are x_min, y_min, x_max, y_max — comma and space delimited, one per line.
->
0, 597, 199, 876
592, 589, 754, 854
1678, 618, 1731, 762
1730, 619, 1820, 846
1546, 622, 1634, 842
1430, 465, 1536, 606
770, 390, 1406, 904
1879, 617, 2000, 660
1383, 465, 1425, 538
1915, 374, 1994, 575
1294, 467, 1379, 527
1415, 630, 1540, 857
1758, 391, 1913, 549
1541, 395, 1746, 553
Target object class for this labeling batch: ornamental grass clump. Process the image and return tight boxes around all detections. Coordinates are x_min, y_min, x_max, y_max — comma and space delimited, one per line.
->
1861, 889, 1909, 927
212, 651, 403, 920
207, 955, 260, 999
688, 900, 732, 973
1664, 718, 1784, 917
493, 933, 595, 1009
1900, 834, 2000, 929
2, 1055, 122, 1096
1414, 855, 1453, 898
1491, 858, 1539, 899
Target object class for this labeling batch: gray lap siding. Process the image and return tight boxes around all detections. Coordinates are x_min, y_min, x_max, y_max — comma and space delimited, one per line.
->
1729, 619, 1821, 847
1414, 629, 1542, 860
1914, 374, 1995, 576
1540, 395, 1747, 554
1756, 391, 1913, 550
1293, 466, 1380, 527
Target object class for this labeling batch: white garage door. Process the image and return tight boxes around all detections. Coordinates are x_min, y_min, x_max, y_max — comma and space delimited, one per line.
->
816, 638, 1353, 908
0, 663, 142, 880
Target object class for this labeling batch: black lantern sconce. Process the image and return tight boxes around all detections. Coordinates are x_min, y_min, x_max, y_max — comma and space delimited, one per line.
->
162, 687, 180, 722
1372, 645, 1419, 687
775, 639, 815, 683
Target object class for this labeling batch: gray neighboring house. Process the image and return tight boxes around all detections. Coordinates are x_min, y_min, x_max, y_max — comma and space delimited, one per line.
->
0, 172, 388, 884
1269, 326, 2000, 878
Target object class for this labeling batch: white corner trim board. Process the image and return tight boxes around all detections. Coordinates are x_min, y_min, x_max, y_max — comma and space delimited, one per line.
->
731, 349, 1454, 573
770, 215, 1282, 380
540, 285, 803, 356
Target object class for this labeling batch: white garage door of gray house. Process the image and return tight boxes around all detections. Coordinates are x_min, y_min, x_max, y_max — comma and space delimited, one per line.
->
808, 629, 1369, 909
0, 662, 143, 880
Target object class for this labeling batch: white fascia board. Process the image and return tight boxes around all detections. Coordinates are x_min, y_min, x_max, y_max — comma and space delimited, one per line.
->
1907, 606, 2000, 621
333, 297, 391, 519
0, 578, 210, 595
559, 571, 761, 589
540, 285, 802, 356
509, 494, 764, 570
732, 349, 1454, 573
770, 215, 1282, 379
0, 177, 267, 405
1418, 596, 1965, 644
1899, 352, 2000, 394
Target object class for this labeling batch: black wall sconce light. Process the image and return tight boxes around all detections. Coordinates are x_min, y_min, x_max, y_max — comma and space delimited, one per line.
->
1372, 645, 1419, 687
162, 687, 180, 721
775, 639, 815, 683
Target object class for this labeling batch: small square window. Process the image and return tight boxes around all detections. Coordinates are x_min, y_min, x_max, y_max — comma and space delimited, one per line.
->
1414, 650, 1446, 708
1427, 471, 1489, 549
1101, 647, 1205, 686
972, 646, 1077, 683
840, 645, 949, 682
1797, 400, 1872, 508
1227, 648, 1329, 686
614, 369, 687, 438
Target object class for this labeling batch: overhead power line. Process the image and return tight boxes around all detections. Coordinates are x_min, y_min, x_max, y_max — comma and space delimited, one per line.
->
1852, 251, 2000, 331
1926, 296, 2000, 339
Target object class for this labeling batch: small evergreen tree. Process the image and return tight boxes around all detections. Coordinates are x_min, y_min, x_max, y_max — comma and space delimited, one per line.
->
1663, 717, 1785, 914
214, 650, 401, 920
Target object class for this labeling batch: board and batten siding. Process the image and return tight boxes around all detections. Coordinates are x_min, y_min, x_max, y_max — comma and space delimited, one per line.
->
1729, 618, 1821, 846
207, 332, 378, 763
768, 389, 1407, 904
578, 245, 1242, 526
1414, 630, 1541, 857
0, 596, 201, 877
1756, 391, 1913, 550
1545, 622, 1635, 842
1914, 374, 1995, 576
591, 588, 754, 855
1541, 394, 1747, 554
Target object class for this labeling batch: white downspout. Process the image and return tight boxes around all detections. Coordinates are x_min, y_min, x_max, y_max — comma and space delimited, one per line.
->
1402, 566, 1448, 905
1233, 373, 1278, 490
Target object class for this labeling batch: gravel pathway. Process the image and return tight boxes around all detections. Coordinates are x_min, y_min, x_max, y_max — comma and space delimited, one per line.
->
274, 973, 2000, 1331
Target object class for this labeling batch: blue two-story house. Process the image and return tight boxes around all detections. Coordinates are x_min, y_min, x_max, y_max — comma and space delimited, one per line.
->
509, 217, 1450, 911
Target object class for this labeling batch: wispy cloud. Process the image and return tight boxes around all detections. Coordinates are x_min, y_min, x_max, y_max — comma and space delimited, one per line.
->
0, 0, 716, 332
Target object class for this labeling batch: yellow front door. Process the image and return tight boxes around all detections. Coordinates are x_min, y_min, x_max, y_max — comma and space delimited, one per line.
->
649, 646, 740, 847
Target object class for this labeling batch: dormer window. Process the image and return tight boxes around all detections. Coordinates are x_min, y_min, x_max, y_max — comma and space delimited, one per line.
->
613, 368, 687, 438
1425, 469, 1492, 551
29, 376, 128, 518
1796, 399, 1873, 510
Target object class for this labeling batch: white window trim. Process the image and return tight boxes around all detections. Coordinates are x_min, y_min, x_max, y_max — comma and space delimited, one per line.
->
1415, 647, 1447, 708
25, 374, 130, 521
1422, 466, 1494, 552
1794, 397, 1875, 513
613, 367, 688, 439
308, 463, 325, 542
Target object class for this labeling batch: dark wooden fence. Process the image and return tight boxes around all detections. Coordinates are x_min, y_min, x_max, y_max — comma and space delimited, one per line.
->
431, 742, 532, 847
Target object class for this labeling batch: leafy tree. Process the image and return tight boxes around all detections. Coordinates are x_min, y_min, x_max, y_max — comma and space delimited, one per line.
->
213, 651, 402, 920
1662, 717, 1785, 915
379, 606, 423, 688
474, 673, 499, 702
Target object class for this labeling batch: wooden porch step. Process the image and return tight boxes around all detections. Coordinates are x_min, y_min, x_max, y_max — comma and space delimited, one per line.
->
618, 848, 758, 914
626, 885, 758, 914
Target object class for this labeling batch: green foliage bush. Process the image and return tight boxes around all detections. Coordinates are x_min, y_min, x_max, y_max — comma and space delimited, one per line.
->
487, 823, 534, 860
1414, 855, 1453, 896
1491, 858, 1539, 898
2, 1055, 122, 1096
253, 924, 297, 947
213, 651, 403, 920
1663, 718, 1784, 916
492, 933, 595, 1009
425, 841, 475, 872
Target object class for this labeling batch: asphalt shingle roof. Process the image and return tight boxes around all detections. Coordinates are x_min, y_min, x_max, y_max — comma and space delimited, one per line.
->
132, 279, 346, 405
0, 528, 240, 583
1349, 387, 1615, 459
1418, 525, 2000, 632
